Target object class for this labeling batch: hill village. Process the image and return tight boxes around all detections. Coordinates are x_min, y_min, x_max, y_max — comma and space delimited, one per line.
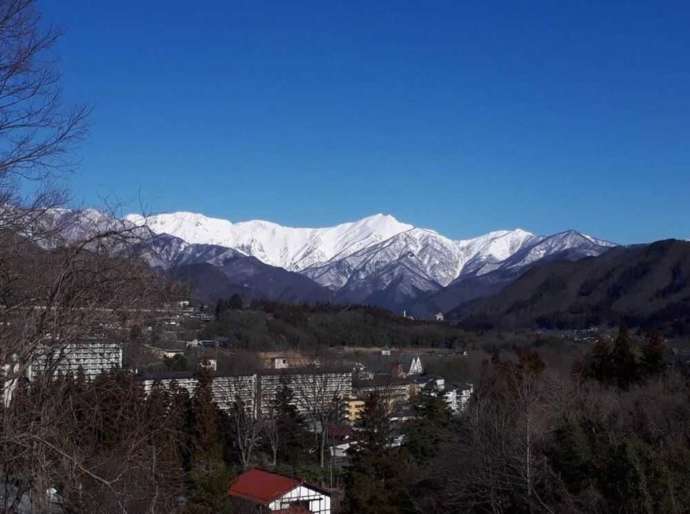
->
2, 300, 473, 513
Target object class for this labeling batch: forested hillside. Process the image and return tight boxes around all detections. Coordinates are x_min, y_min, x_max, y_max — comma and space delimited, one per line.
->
454, 240, 690, 335
197, 300, 470, 350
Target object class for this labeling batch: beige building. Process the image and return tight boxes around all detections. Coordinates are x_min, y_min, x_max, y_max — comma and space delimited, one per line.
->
344, 395, 366, 423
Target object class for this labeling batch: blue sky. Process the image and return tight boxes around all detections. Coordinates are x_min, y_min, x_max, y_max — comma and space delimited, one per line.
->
41, 0, 690, 243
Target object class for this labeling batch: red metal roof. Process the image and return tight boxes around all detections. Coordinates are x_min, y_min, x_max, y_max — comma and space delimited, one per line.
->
228, 468, 302, 505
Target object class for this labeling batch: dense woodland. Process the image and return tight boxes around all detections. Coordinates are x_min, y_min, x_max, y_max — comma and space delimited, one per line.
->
343, 327, 690, 514
455, 240, 690, 336
192, 298, 472, 350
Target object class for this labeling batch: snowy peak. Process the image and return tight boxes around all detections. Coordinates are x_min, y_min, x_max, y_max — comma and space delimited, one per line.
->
303, 227, 540, 294
499, 230, 615, 271
125, 212, 235, 248
125, 211, 412, 271
124, 210, 615, 311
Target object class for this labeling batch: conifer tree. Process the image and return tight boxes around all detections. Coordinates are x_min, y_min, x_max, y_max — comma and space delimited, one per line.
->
641, 332, 666, 377
345, 393, 412, 514
403, 382, 451, 466
264, 379, 309, 466
611, 325, 639, 389
190, 367, 221, 466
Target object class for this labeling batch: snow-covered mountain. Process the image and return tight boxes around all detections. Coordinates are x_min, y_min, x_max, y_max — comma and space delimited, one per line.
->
126, 212, 612, 308
413, 229, 617, 317
125, 212, 412, 271
303, 227, 538, 290
495, 230, 616, 274
120, 210, 616, 314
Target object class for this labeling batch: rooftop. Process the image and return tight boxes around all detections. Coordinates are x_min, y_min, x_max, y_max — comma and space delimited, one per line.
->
228, 468, 302, 505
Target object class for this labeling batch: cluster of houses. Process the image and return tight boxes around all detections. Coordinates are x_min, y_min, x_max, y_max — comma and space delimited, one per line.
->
3, 337, 473, 431
1, 328, 473, 514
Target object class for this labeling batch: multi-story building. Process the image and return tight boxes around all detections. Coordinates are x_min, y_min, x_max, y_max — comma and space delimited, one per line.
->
32, 341, 123, 379
353, 375, 410, 412
140, 368, 353, 420
139, 371, 258, 414
258, 368, 352, 418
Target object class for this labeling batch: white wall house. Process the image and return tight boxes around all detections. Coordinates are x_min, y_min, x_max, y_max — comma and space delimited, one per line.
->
268, 484, 331, 513
229, 468, 331, 513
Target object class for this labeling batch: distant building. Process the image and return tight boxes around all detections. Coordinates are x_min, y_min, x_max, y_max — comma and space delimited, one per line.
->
344, 395, 366, 423
444, 388, 459, 414
407, 356, 423, 376
409, 377, 473, 415
199, 358, 217, 372
229, 468, 331, 513
3, 341, 123, 406
160, 349, 185, 360
140, 368, 352, 420
258, 368, 352, 418
458, 383, 474, 412
258, 351, 318, 370
32, 341, 123, 379
434, 312, 445, 321
140, 371, 258, 414
353, 375, 410, 412
272, 357, 289, 369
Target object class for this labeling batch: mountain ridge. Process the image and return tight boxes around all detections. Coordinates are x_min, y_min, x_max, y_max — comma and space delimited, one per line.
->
452, 239, 690, 335
48, 208, 618, 315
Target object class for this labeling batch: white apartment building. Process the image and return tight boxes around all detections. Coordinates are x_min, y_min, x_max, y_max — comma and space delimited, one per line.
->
140, 372, 258, 414
140, 368, 352, 420
32, 341, 123, 379
259, 369, 352, 418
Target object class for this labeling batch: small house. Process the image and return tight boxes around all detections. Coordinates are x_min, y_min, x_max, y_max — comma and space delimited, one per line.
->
229, 468, 331, 513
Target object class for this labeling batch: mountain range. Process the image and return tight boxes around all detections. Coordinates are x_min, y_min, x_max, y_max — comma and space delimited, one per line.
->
116, 211, 615, 315
453, 239, 690, 335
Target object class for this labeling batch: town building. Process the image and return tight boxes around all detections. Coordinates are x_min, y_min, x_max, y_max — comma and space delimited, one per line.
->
140, 371, 258, 414
3, 341, 123, 406
353, 375, 410, 412
258, 351, 319, 370
344, 395, 366, 423
31, 341, 123, 379
199, 358, 217, 372
407, 356, 423, 375
258, 368, 352, 418
458, 382, 474, 412
228, 468, 331, 513
140, 367, 352, 420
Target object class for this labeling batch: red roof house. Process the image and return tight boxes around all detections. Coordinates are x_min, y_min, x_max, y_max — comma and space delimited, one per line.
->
228, 469, 331, 514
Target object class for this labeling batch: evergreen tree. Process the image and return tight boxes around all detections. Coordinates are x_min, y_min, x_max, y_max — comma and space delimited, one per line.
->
186, 368, 230, 513
190, 367, 221, 465
267, 379, 309, 466
641, 332, 666, 378
344, 393, 413, 514
403, 382, 451, 466
611, 325, 639, 389
227, 293, 243, 310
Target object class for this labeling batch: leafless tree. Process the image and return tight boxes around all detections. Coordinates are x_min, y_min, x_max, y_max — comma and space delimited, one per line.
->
0, 2, 187, 512
230, 397, 263, 470
262, 407, 279, 467
0, 0, 88, 184
289, 366, 352, 468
